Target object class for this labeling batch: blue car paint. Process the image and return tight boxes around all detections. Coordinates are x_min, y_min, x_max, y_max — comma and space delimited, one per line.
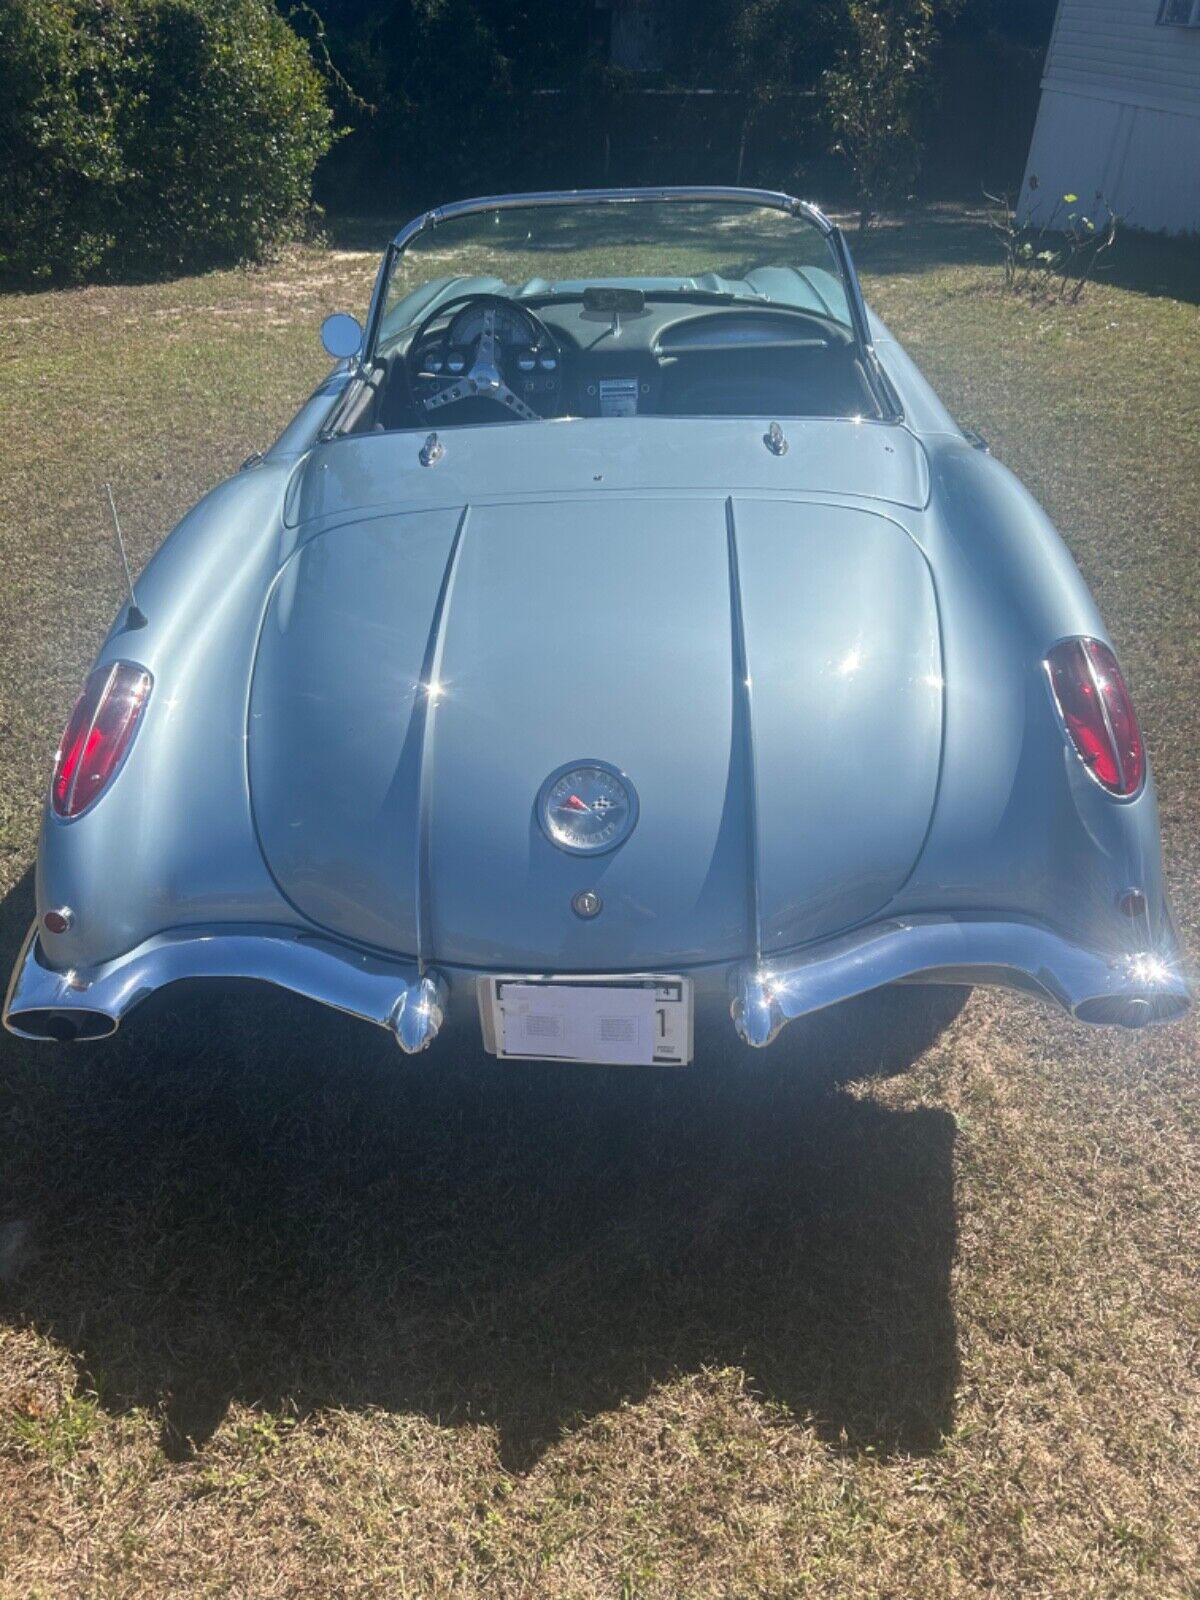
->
9, 190, 1188, 1048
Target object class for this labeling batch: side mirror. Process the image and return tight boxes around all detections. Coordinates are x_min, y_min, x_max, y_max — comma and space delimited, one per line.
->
320, 312, 363, 361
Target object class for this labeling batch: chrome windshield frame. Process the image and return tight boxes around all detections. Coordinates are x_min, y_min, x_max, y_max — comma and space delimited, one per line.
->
359, 186, 900, 423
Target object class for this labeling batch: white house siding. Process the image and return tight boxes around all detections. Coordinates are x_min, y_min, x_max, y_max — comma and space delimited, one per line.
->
1020, 0, 1200, 235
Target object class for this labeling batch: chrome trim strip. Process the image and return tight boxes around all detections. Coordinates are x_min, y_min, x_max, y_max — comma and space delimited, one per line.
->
731, 914, 1191, 1046
391, 188, 835, 250
413, 505, 469, 975
826, 225, 902, 423
361, 240, 403, 380
724, 497, 764, 965
359, 245, 392, 365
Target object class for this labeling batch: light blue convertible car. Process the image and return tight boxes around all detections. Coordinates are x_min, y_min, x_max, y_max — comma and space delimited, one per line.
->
5, 188, 1190, 1062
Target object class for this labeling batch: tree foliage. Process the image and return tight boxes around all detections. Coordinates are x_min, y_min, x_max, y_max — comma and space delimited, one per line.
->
293, 0, 596, 202
682, 0, 844, 181
0, 0, 1051, 282
0, 0, 335, 285
822, 0, 963, 231
303, 0, 984, 209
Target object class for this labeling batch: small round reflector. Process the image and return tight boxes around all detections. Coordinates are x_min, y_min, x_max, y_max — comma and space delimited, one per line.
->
52, 662, 152, 819
1045, 638, 1144, 797
42, 908, 74, 934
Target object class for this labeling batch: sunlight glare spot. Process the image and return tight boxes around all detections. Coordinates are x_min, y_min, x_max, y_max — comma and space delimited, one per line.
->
1128, 952, 1172, 988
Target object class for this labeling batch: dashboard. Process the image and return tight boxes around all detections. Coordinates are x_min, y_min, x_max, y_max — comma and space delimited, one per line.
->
382, 296, 876, 430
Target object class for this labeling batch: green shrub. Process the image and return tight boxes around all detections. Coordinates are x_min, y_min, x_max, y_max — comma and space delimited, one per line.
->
822, 0, 962, 233
0, 0, 335, 285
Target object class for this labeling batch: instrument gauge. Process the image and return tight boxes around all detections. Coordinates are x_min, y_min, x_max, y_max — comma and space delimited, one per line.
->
450, 304, 533, 346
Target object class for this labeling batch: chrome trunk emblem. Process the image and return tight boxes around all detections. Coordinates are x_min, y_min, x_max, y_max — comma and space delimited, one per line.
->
537, 761, 639, 855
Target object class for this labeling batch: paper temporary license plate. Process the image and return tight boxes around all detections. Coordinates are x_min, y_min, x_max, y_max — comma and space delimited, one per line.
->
478, 976, 692, 1066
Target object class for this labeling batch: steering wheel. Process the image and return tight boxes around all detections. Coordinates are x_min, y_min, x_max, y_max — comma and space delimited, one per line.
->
406, 293, 560, 422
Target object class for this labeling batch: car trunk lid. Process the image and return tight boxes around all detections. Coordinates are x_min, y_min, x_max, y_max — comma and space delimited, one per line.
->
249, 496, 942, 967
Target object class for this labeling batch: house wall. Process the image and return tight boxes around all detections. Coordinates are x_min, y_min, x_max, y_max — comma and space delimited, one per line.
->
1020, 0, 1200, 234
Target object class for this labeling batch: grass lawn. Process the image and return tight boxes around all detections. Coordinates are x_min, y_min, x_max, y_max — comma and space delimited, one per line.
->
0, 208, 1197, 1598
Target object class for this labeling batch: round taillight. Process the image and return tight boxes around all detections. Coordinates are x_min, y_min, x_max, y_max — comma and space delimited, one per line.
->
52, 661, 153, 819
1045, 638, 1144, 798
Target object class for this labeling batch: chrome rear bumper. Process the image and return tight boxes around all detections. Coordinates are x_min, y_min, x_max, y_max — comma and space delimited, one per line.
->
729, 913, 1190, 1046
4, 913, 1190, 1049
3, 922, 446, 1052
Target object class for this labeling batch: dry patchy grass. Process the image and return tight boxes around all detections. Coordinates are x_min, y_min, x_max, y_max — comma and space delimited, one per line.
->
0, 210, 1197, 1598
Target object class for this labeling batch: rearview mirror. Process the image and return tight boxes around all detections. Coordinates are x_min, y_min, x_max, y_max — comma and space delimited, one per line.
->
582, 287, 646, 314
321, 312, 363, 361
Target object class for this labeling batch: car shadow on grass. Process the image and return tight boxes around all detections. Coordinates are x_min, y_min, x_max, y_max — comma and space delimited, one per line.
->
0, 866, 963, 1472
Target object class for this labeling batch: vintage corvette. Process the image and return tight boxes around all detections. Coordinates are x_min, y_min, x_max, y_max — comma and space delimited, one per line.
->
4, 187, 1191, 1062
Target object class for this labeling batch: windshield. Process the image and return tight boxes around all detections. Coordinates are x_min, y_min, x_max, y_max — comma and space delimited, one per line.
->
375, 198, 851, 349
340, 192, 891, 435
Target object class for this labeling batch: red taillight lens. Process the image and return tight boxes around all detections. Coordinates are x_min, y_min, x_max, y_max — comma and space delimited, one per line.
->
1045, 638, 1144, 797
52, 662, 152, 819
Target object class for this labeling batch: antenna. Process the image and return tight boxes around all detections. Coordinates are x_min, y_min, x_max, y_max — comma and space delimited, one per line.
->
103, 483, 147, 629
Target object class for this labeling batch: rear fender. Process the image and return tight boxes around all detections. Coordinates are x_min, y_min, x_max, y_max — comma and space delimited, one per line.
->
35, 467, 299, 970
891, 439, 1172, 960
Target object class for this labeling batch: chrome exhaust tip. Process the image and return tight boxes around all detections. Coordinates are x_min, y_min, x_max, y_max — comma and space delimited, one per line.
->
5, 1007, 119, 1042
1073, 991, 1190, 1029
